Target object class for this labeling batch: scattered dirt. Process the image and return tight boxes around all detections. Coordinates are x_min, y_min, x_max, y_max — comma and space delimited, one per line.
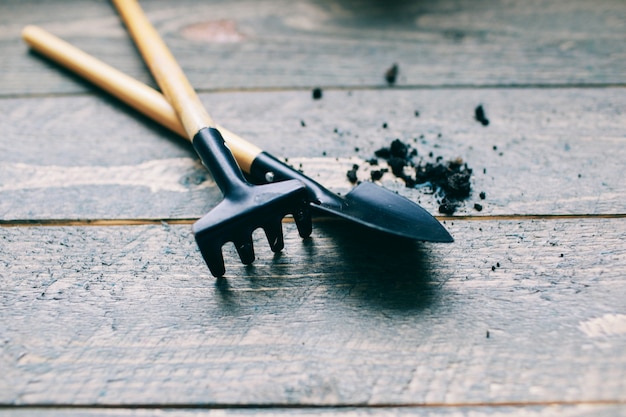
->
330, 101, 490, 214
370, 169, 387, 181
384, 63, 398, 85
357, 138, 479, 214
438, 198, 458, 215
475, 105, 489, 126
346, 164, 359, 184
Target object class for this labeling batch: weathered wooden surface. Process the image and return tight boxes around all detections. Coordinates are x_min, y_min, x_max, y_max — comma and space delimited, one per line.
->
1, 87, 625, 220
2, 0, 625, 96
1, 219, 625, 405
2, 0, 626, 415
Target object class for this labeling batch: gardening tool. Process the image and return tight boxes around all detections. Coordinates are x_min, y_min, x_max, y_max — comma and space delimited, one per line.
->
110, 0, 313, 277
21, 26, 454, 251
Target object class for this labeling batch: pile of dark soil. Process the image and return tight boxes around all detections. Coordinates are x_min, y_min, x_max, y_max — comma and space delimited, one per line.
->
415, 158, 473, 214
358, 138, 477, 214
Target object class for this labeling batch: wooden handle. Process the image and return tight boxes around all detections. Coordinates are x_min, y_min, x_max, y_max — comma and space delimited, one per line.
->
112, 0, 213, 138
21, 25, 261, 172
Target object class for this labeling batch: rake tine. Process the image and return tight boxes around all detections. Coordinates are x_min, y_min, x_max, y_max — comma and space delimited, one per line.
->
196, 240, 227, 278
263, 221, 285, 253
234, 235, 256, 265
293, 205, 313, 239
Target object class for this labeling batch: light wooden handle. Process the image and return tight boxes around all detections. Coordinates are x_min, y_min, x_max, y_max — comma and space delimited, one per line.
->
112, 0, 213, 138
22, 25, 261, 172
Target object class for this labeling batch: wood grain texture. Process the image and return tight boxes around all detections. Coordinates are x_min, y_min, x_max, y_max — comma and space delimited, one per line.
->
3, 0, 626, 95
1, 218, 625, 405
1, 88, 624, 220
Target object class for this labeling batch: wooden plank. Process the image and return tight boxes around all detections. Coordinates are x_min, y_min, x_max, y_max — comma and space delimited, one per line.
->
1, 88, 624, 220
1, 218, 625, 405
3, 0, 626, 95
2, 404, 625, 417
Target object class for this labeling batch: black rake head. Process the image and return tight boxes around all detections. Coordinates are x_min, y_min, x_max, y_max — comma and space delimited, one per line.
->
191, 127, 312, 277
192, 180, 312, 277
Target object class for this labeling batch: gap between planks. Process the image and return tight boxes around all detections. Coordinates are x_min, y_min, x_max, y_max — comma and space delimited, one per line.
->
1, 399, 625, 410
1, 213, 625, 228
3, 82, 626, 101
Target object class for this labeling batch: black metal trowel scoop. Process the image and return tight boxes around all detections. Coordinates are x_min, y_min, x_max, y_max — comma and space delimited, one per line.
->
248, 152, 453, 242
22, 26, 453, 255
